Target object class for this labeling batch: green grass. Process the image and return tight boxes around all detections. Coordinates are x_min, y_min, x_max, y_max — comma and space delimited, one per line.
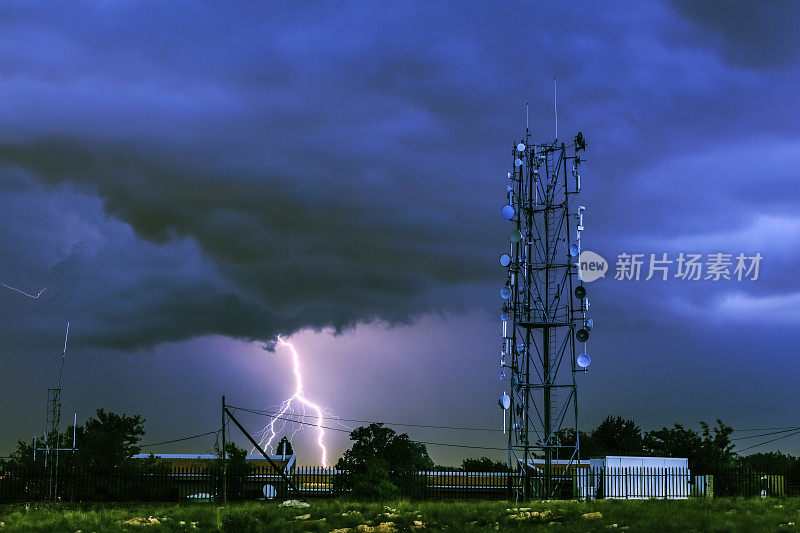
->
1, 498, 800, 532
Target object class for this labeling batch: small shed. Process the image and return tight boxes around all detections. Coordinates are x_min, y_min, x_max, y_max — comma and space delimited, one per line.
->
588, 456, 690, 499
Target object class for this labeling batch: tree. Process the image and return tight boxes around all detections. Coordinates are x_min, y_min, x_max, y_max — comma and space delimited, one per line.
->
644, 419, 734, 472
335, 423, 434, 498
276, 436, 293, 456
588, 416, 644, 457
643, 424, 700, 460
351, 457, 399, 499
74, 408, 146, 470
0, 409, 147, 500
2, 438, 40, 469
2, 409, 143, 471
215, 441, 249, 476
461, 456, 509, 472
738, 451, 800, 473
557, 416, 643, 458
215, 441, 251, 500
699, 420, 736, 471
554, 427, 588, 456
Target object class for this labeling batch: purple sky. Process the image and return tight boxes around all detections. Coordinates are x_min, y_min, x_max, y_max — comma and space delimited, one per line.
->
2, 1, 800, 466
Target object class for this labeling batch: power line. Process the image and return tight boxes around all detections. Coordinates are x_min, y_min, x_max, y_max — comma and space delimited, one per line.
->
731, 427, 800, 442
737, 429, 800, 454
416, 440, 507, 451
233, 404, 800, 439
228, 405, 503, 433
731, 426, 800, 432
139, 430, 218, 449
233, 408, 508, 451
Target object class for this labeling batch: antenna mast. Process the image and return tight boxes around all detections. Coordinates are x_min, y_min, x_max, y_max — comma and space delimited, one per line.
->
553, 77, 558, 140
498, 108, 591, 498
44, 321, 70, 499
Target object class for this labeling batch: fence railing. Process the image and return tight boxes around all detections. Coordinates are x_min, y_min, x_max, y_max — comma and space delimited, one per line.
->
696, 468, 800, 498
1, 464, 797, 503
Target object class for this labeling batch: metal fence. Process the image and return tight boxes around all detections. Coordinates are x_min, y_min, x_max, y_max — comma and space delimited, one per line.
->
698, 468, 800, 498
1, 464, 798, 503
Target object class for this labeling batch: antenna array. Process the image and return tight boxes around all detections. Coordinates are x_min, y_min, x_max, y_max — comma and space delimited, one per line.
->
497, 120, 593, 498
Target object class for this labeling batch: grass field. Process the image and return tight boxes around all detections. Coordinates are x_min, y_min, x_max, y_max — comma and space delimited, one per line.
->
1, 498, 800, 532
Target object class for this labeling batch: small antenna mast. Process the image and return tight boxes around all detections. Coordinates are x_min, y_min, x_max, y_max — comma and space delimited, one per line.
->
553, 76, 558, 140
526, 102, 529, 132
57, 321, 69, 389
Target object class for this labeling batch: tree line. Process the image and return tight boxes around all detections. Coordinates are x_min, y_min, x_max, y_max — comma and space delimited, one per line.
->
460, 415, 800, 474
4, 411, 798, 500
2, 408, 147, 472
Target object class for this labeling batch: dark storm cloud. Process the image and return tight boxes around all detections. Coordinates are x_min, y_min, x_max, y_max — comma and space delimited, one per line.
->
1, 0, 799, 354
667, 0, 800, 69
0, 174, 277, 351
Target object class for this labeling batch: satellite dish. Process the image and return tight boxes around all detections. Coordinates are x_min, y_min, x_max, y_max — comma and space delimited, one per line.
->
499, 253, 511, 267
501, 205, 515, 220
516, 143, 525, 152
517, 342, 526, 353
514, 158, 523, 167
575, 329, 590, 342
499, 394, 511, 410
569, 243, 580, 257
586, 318, 594, 331
263, 484, 277, 499
577, 353, 591, 368
509, 229, 522, 243
574, 286, 586, 299
500, 287, 512, 300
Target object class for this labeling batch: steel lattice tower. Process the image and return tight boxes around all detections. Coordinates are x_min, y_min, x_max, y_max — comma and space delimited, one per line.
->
498, 128, 591, 498
43, 322, 69, 499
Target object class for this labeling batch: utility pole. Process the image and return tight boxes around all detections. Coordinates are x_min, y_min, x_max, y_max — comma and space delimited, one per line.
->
221, 395, 227, 503
224, 405, 298, 494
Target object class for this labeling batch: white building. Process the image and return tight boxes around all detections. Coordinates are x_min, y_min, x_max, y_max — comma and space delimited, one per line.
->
587, 456, 690, 499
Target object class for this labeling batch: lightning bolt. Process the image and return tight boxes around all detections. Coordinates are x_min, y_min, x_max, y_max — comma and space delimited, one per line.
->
2, 283, 47, 299
258, 335, 329, 467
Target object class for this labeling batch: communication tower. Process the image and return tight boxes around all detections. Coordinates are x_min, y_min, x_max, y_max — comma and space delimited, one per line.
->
41, 322, 72, 499
497, 123, 593, 498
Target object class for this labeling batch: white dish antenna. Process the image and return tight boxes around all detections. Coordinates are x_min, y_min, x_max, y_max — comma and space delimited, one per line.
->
516, 143, 525, 152
514, 158, 523, 167
498, 394, 511, 410
501, 205, 515, 220
499, 253, 511, 267
577, 353, 591, 368
500, 287, 512, 300
569, 243, 580, 257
